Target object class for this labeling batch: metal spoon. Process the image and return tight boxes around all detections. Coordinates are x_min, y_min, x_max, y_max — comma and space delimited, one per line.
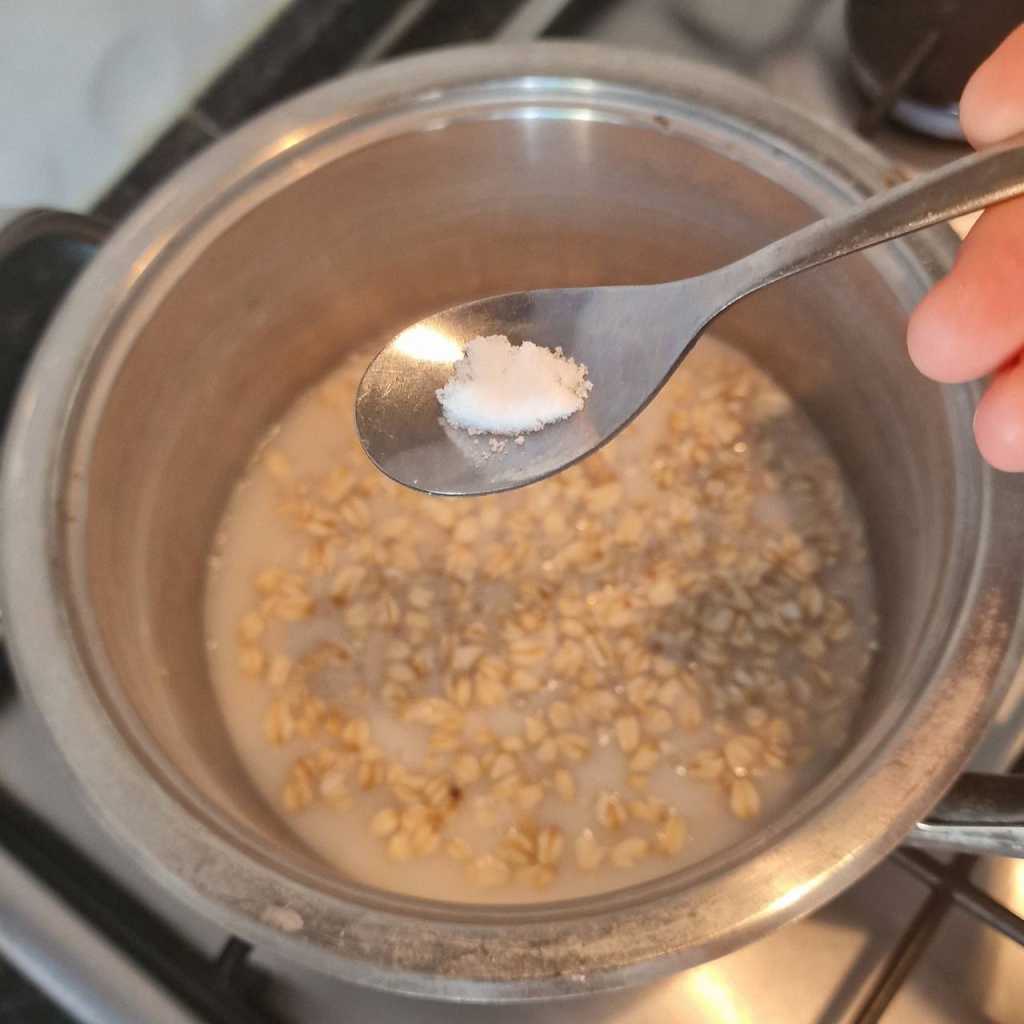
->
356, 138, 1024, 497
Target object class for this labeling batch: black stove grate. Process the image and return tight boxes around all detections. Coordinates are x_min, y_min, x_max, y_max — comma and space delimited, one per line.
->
2, 2, 1021, 1021
847, 818, 1024, 1024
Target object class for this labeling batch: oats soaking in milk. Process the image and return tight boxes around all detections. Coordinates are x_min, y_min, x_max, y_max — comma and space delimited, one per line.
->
205, 337, 876, 903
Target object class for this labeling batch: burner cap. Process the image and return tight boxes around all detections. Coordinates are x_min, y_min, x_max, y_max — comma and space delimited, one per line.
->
846, 0, 1024, 139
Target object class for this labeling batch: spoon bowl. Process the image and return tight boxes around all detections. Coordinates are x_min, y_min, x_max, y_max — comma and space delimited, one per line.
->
357, 138, 1024, 496
356, 282, 709, 495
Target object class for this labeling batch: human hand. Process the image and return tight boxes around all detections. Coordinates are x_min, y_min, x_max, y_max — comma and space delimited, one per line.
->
907, 24, 1024, 470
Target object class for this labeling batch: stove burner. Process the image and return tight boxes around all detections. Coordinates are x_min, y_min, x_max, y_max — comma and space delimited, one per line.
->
846, 0, 1024, 139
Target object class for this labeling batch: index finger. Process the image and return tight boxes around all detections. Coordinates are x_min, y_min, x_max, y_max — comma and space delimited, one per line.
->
907, 24, 1024, 384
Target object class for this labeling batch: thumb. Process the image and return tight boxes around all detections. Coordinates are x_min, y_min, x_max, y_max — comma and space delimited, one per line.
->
959, 23, 1024, 147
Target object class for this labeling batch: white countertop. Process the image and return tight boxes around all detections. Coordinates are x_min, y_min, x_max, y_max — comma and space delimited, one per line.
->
0, 0, 287, 210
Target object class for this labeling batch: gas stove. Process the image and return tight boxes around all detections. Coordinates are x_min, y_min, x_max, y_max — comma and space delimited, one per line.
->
2, 3, 1023, 1022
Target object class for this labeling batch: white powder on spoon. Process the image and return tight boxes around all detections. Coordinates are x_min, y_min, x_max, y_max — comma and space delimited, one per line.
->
436, 335, 592, 436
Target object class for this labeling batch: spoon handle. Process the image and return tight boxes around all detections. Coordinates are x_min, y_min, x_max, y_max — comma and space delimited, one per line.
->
722, 136, 1024, 300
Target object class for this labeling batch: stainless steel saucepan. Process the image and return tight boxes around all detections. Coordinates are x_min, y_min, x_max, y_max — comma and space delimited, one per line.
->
1, 44, 1022, 1001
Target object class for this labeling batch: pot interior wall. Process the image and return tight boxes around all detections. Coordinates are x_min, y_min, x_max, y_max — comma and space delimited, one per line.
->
74, 114, 964, 878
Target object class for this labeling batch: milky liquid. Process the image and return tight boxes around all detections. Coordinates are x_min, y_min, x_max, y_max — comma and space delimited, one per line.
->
205, 337, 876, 902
